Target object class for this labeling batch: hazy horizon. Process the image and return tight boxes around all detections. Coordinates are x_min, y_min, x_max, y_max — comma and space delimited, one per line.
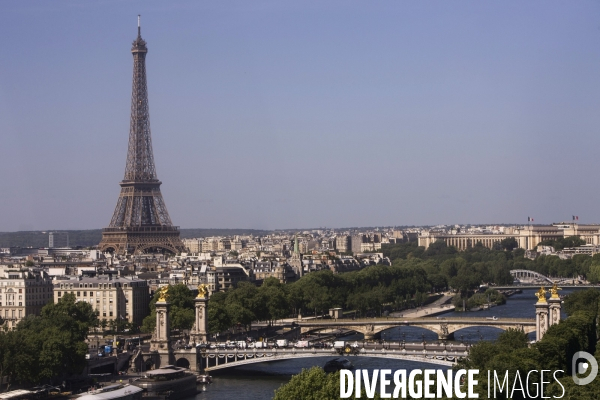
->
0, 221, 583, 234
2, 1, 599, 231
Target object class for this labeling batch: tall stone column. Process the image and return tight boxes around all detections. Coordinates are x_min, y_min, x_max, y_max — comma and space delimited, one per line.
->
190, 284, 209, 344
534, 287, 549, 342
190, 298, 208, 344
150, 287, 173, 367
548, 284, 562, 327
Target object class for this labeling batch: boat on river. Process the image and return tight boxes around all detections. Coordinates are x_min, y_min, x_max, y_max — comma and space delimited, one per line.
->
77, 384, 143, 400
130, 366, 197, 400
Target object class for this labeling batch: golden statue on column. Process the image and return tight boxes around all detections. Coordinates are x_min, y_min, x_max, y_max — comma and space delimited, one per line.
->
550, 283, 562, 299
197, 283, 209, 299
535, 286, 547, 303
157, 285, 169, 302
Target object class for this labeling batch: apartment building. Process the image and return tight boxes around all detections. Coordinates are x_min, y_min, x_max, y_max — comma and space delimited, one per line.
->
53, 274, 150, 328
0, 267, 53, 329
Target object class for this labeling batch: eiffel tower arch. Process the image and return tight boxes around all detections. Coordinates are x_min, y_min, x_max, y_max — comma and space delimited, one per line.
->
99, 18, 185, 255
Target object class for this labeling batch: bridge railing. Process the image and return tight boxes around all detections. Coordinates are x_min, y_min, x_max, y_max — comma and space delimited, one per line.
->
200, 347, 469, 357
297, 317, 535, 324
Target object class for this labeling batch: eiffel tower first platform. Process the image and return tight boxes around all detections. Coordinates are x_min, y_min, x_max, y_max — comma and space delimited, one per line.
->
99, 18, 185, 255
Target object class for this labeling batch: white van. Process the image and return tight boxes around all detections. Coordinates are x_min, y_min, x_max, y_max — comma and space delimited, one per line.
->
333, 341, 346, 349
294, 340, 309, 348
276, 339, 289, 348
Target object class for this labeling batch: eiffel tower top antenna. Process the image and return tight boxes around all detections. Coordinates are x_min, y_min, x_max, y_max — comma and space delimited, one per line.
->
138, 15, 141, 36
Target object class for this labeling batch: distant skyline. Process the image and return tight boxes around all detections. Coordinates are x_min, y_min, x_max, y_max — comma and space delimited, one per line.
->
1, 1, 600, 232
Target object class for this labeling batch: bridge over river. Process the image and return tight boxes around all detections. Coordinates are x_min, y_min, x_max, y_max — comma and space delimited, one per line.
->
198, 343, 469, 371
297, 317, 536, 340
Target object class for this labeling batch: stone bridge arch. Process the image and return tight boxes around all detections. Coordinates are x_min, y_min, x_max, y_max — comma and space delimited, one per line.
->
301, 321, 536, 341
420, 323, 536, 340
301, 324, 445, 340
172, 350, 198, 372
175, 358, 190, 369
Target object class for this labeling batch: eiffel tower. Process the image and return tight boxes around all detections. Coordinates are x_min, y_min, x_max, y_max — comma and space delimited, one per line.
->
99, 17, 185, 255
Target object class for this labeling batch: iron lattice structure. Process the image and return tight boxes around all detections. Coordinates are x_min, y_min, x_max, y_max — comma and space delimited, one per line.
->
99, 22, 185, 255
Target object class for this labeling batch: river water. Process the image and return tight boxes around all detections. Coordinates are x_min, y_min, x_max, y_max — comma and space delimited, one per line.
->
194, 288, 579, 400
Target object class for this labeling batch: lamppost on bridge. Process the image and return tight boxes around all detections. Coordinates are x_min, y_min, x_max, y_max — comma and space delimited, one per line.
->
422, 333, 426, 349
402, 333, 406, 349
460, 334, 464, 345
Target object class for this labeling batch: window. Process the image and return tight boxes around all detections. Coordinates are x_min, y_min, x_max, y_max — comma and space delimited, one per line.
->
90, 291, 94, 297
83, 291, 87, 296
58, 291, 61, 297
77, 292, 80, 296
18, 289, 22, 293
19, 302, 22, 306
103, 312, 106, 317
18, 310, 22, 318
109, 311, 113, 317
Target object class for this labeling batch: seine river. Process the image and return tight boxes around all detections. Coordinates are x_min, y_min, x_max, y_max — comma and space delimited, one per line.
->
194, 288, 577, 399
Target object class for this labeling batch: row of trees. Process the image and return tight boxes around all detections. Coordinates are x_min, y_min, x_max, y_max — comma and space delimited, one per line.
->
206, 265, 435, 334
385, 238, 600, 289
0, 293, 98, 389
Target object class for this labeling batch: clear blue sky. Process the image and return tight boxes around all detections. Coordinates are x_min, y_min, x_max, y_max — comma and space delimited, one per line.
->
1, 1, 600, 231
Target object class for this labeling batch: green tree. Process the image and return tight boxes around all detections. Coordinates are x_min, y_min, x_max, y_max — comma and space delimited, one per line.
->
273, 367, 381, 400
0, 330, 20, 390
499, 237, 518, 251
225, 282, 262, 331
259, 278, 290, 323
207, 292, 231, 334
7, 293, 97, 385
